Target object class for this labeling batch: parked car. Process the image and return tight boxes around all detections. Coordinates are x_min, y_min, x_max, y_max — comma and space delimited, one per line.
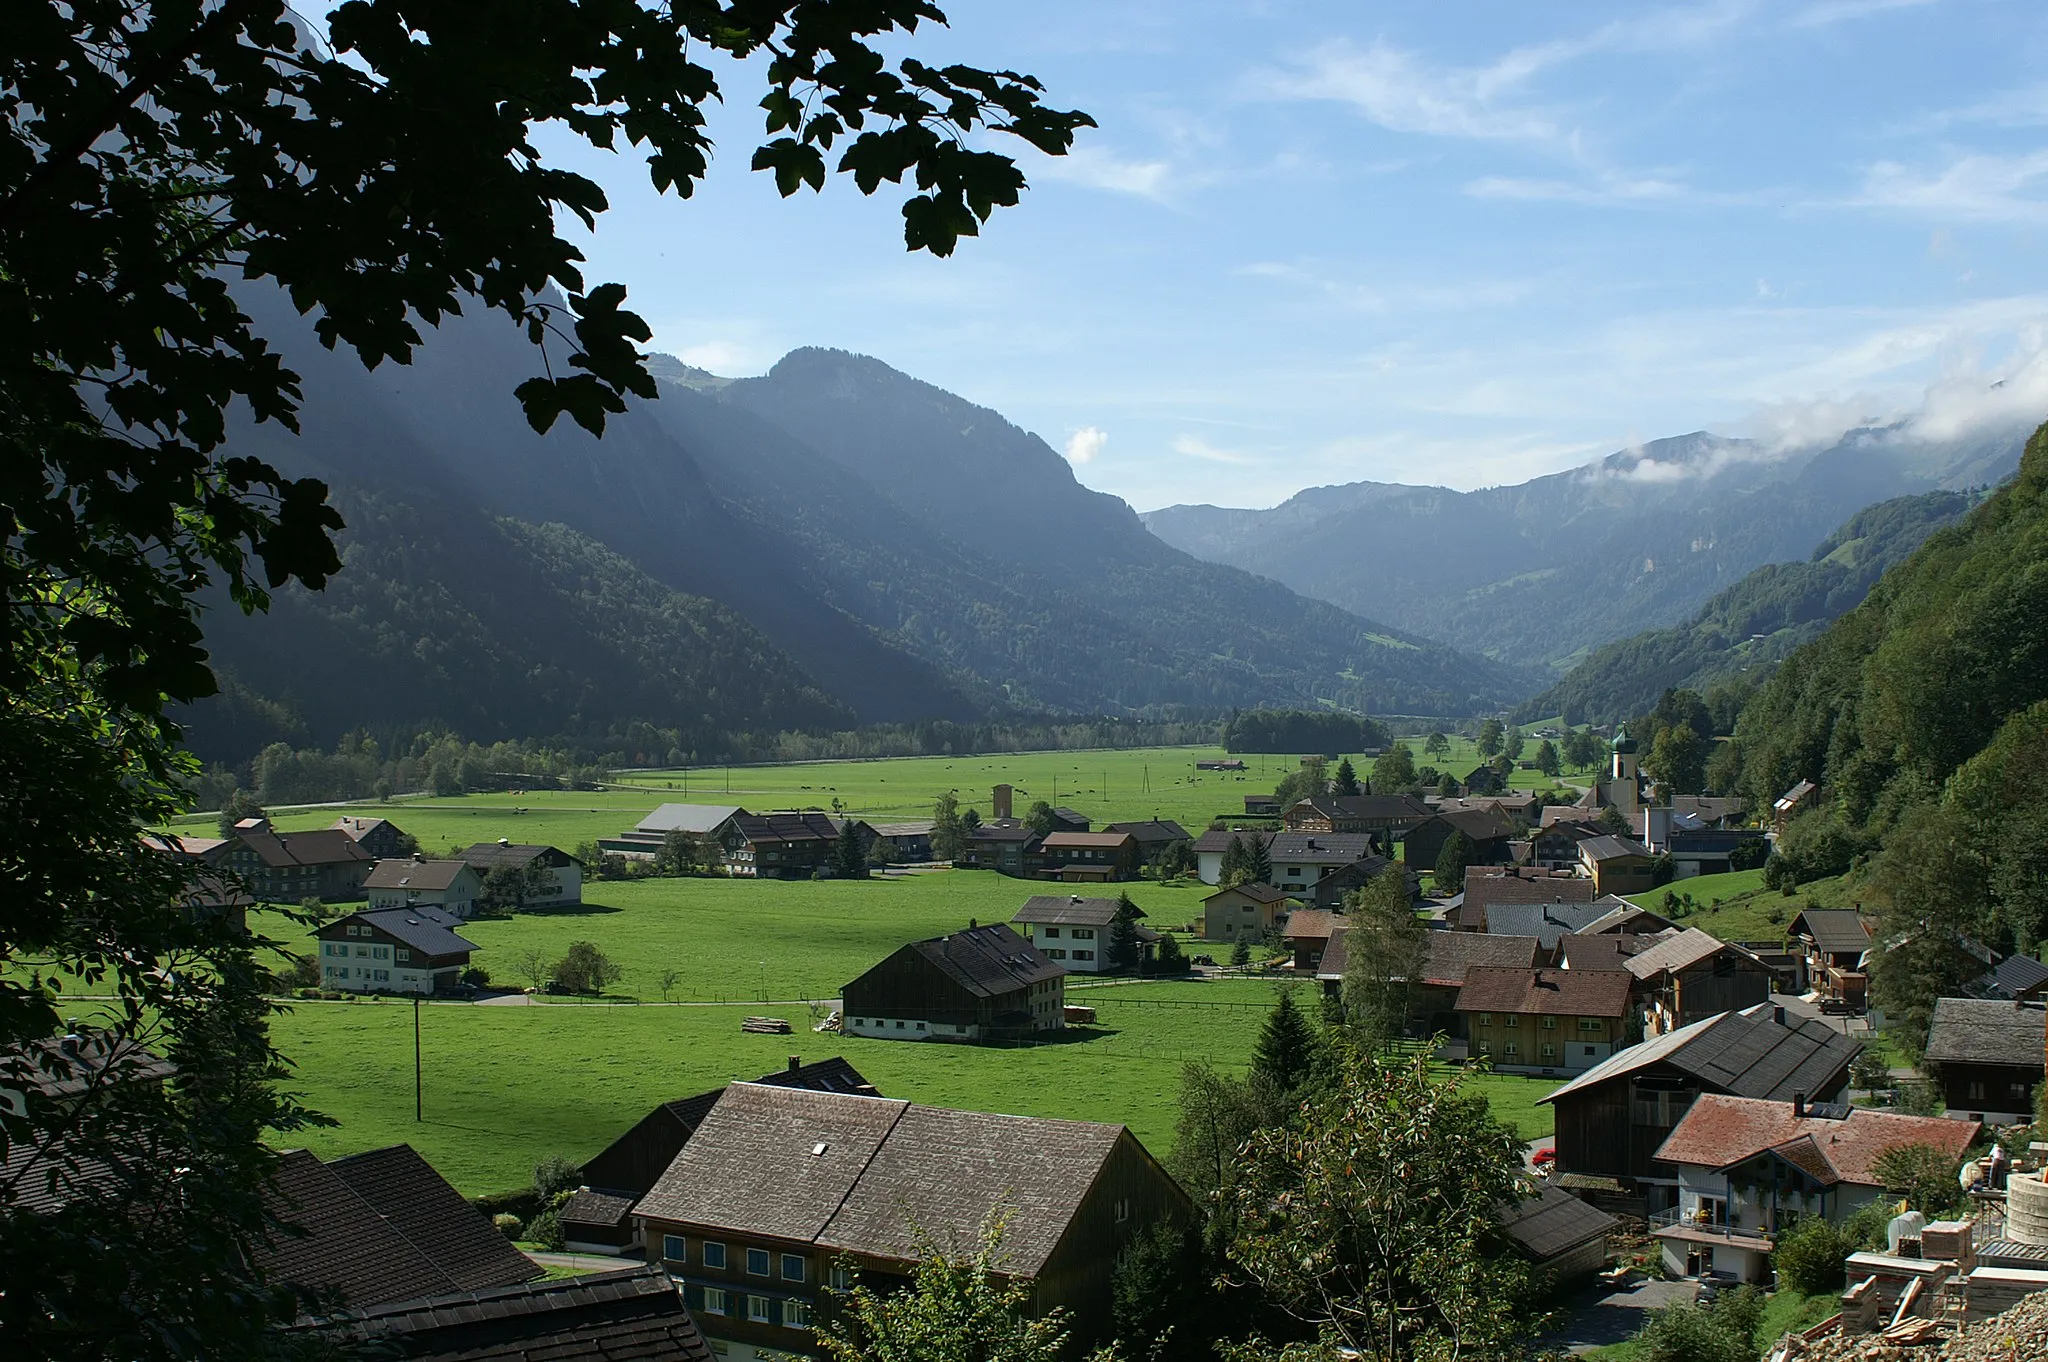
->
1531, 1147, 1557, 1168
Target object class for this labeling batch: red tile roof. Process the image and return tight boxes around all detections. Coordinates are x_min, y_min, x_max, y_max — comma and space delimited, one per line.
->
1654, 1094, 1980, 1187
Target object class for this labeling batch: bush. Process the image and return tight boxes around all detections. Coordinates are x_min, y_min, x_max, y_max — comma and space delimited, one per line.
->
550, 941, 622, 995
1774, 1216, 1851, 1294
461, 965, 491, 988
526, 1207, 565, 1251
1634, 1302, 1752, 1362
492, 1213, 523, 1240
1151, 934, 1188, 974
1730, 837, 1770, 871
1230, 939, 1251, 967
533, 1154, 581, 1200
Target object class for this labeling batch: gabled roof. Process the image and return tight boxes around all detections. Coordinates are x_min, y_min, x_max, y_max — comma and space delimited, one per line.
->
1966, 954, 2048, 1002
1542, 1003, 1862, 1107
145, 830, 230, 858
1578, 834, 1654, 862
1284, 909, 1343, 943
0, 1029, 174, 1101
869, 821, 935, 838
1192, 827, 1272, 854
1293, 793, 1434, 820
317, 1264, 713, 1362
970, 823, 1041, 844
1462, 869, 1598, 912
1038, 831, 1136, 851
1579, 904, 1681, 936
1413, 807, 1520, 842
1787, 909, 1871, 955
1654, 1094, 1979, 1187
1557, 932, 1659, 972
366, 859, 474, 892
1923, 998, 2048, 1067
258, 1150, 458, 1310
1269, 831, 1380, 863
1316, 925, 1351, 980
332, 816, 396, 841
1482, 901, 1618, 950
727, 811, 838, 844
1105, 819, 1192, 843
880, 923, 1065, 998
1012, 895, 1139, 927
637, 1084, 1171, 1278
457, 842, 579, 870
1498, 1182, 1620, 1260
323, 905, 478, 956
1775, 780, 1817, 811
1204, 882, 1292, 905
1050, 807, 1091, 826
634, 804, 744, 835
1672, 796, 1747, 824
1626, 929, 1765, 982
234, 828, 374, 869
328, 1145, 541, 1292
1418, 932, 1543, 986
1455, 966, 1633, 1018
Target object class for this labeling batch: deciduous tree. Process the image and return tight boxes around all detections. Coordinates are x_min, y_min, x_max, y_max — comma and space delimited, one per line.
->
817, 1214, 1074, 1362
1476, 719, 1505, 758
1370, 744, 1416, 793
1341, 867, 1425, 1050
931, 792, 968, 862
1534, 739, 1561, 778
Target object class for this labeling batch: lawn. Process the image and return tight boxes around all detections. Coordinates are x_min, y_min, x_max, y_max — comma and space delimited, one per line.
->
1626, 870, 1850, 944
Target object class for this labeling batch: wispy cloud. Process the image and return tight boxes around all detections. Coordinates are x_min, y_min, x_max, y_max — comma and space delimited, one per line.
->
1917, 83, 2048, 131
1064, 426, 1108, 465
1246, 39, 1568, 146
1032, 144, 1180, 202
1466, 171, 1751, 207
1853, 150, 2048, 223
1172, 434, 1261, 465
1236, 259, 1540, 312
1789, 0, 1937, 29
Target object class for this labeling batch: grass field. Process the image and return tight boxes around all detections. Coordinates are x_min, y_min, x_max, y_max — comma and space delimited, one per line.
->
1626, 869, 1851, 944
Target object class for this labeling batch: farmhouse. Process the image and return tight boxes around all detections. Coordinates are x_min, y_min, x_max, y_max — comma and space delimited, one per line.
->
313, 905, 478, 994
1011, 895, 1154, 973
1626, 929, 1775, 1036
1786, 908, 1872, 1008
458, 840, 583, 907
961, 822, 1042, 876
1281, 792, 1432, 847
1403, 807, 1519, 872
1456, 967, 1633, 1075
721, 812, 841, 879
1576, 834, 1658, 896
865, 821, 935, 864
1408, 932, 1544, 1036
841, 923, 1066, 1041
365, 857, 482, 918
1284, 909, 1345, 972
319, 1266, 714, 1362
1302, 854, 1404, 910
599, 803, 747, 860
1243, 794, 1281, 816
1540, 1003, 1861, 1208
1453, 869, 1598, 933
1037, 831, 1139, 882
220, 821, 374, 902
1267, 832, 1380, 893
1103, 818, 1192, 864
632, 1083, 1190, 1352
1202, 882, 1292, 944
1649, 1095, 1980, 1284
331, 816, 413, 860
1922, 997, 2047, 1124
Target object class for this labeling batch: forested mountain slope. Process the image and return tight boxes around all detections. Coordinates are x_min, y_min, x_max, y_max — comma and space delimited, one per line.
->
1724, 421, 2048, 1045
1145, 424, 2026, 673
1517, 490, 1976, 724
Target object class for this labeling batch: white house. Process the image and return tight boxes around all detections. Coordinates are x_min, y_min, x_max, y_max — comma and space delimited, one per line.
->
365, 857, 483, 918
458, 840, 584, 907
1648, 1094, 1980, 1284
1008, 895, 1156, 974
312, 904, 479, 995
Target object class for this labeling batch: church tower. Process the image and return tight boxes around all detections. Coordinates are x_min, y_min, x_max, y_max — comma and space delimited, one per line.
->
1604, 725, 1641, 819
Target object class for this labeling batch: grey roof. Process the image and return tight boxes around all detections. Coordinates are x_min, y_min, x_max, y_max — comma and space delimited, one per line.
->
559, 1189, 637, 1230
970, 823, 1041, 843
1482, 901, 1619, 951
1558, 932, 1659, 972
458, 842, 579, 870
1193, 827, 1271, 854
0, 1029, 173, 1102
1268, 831, 1380, 863
1414, 807, 1520, 841
257, 1150, 456, 1310
1578, 834, 1653, 862
1418, 932, 1543, 985
1498, 1182, 1620, 1260
1292, 794, 1433, 822
1579, 904, 1681, 936
637, 1084, 1164, 1278
366, 859, 475, 892
869, 821, 935, 838
1626, 929, 1764, 982
1204, 882, 1292, 905
1542, 1003, 1861, 1107
891, 923, 1066, 999
1923, 998, 2047, 1067
1105, 819, 1193, 843
1012, 895, 1137, 928
328, 1145, 541, 1292
326, 905, 478, 956
1776, 780, 1817, 809
1968, 954, 2048, 1001
317, 1265, 714, 1362
634, 804, 743, 835
1672, 796, 1747, 824
1789, 909, 1871, 955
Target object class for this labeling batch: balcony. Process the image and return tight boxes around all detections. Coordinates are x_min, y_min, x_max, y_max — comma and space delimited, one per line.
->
1649, 1206, 1776, 1252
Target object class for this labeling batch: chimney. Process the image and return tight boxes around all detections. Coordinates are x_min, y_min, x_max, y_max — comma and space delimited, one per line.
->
968, 917, 978, 929
992, 784, 1013, 821
498, 837, 511, 847
788, 1056, 801, 1073
1793, 1091, 1807, 1118
1774, 1005, 1785, 1026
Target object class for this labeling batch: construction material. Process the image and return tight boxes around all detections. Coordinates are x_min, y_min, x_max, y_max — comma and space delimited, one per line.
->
741, 1016, 792, 1034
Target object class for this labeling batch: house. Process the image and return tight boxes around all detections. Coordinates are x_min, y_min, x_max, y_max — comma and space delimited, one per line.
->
1468, 899, 1624, 957
1104, 819, 1193, 865
315, 1265, 714, 1362
366, 857, 483, 918
1773, 779, 1818, 832
1528, 820, 1602, 871
1671, 796, 1748, 829
331, 816, 413, 861
1192, 827, 1267, 884
1243, 795, 1281, 817
1558, 931, 1660, 974
1197, 759, 1247, 771
1786, 908, 1873, 1008
1626, 930, 1775, 1036
220, 822, 374, 902
1433, 792, 1541, 821
1302, 854, 1406, 910
1668, 829, 1769, 879
313, 905, 478, 994
1453, 869, 1597, 933
1408, 933, 1544, 1036
257, 1145, 540, 1312
1285, 909, 1345, 972
1649, 1095, 1980, 1283
1964, 954, 2048, 1004
1578, 903, 1682, 936
1922, 998, 2047, 1124
1202, 882, 1293, 944
599, 804, 747, 861
1463, 764, 1506, 796
1539, 1003, 1862, 1207
866, 821, 935, 864
1455, 967, 1633, 1075
1403, 808, 1519, 873
961, 822, 1042, 876
841, 923, 1066, 1041
722, 812, 841, 879
458, 841, 584, 907
1281, 793, 1432, 848
1011, 895, 1155, 974
1037, 831, 1139, 883
632, 1083, 1191, 1352
1576, 834, 1658, 896
1046, 806, 1092, 833
1268, 832, 1381, 893
564, 1057, 877, 1254
1498, 1182, 1621, 1287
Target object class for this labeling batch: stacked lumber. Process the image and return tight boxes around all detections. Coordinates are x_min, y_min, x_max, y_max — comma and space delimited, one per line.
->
741, 1016, 792, 1034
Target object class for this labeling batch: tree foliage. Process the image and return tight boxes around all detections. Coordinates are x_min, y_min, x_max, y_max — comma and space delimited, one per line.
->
1370, 744, 1416, 793
1773, 1216, 1851, 1296
834, 819, 870, 880
1224, 711, 1389, 756
550, 941, 622, 995
1476, 719, 1504, 758
931, 791, 968, 862
1332, 758, 1361, 798
1433, 830, 1477, 898
1249, 989, 1327, 1107
816, 1213, 1074, 1362
1342, 867, 1425, 1050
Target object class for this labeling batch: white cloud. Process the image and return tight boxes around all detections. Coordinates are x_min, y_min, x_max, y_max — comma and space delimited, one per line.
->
1465, 171, 1744, 207
1032, 144, 1178, 202
1064, 426, 1108, 465
1789, 0, 1937, 28
1247, 39, 1567, 146
1172, 434, 1261, 465
1853, 151, 2048, 223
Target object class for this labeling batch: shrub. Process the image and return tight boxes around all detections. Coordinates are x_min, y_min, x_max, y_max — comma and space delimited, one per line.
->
1152, 934, 1188, 974
1774, 1217, 1851, 1295
527, 1208, 565, 1251
1634, 1302, 1751, 1362
492, 1213, 523, 1240
550, 941, 622, 995
532, 1154, 581, 1200
1231, 939, 1251, 967
461, 965, 491, 988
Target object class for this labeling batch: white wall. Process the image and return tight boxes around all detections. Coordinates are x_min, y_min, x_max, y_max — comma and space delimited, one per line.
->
1018, 921, 1108, 972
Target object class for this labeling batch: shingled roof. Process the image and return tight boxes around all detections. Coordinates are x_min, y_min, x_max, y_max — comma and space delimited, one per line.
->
1418, 932, 1543, 986
637, 1084, 1174, 1278
1542, 1003, 1862, 1107
1013, 895, 1141, 928
1498, 1182, 1620, 1260
328, 1146, 539, 1292
1788, 908, 1871, 955
1481, 900, 1618, 950
365, 859, 473, 893
1655, 1095, 1979, 1186
457, 842, 578, 870
1923, 998, 2047, 1067
235, 828, 373, 869
257, 1151, 457, 1311
905, 923, 1066, 998
1455, 967, 1633, 1019
318, 1265, 713, 1362
1966, 955, 2048, 1002
0, 1029, 174, 1103
1626, 929, 1764, 982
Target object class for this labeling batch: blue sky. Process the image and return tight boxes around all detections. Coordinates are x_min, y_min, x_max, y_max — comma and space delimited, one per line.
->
541, 0, 2048, 510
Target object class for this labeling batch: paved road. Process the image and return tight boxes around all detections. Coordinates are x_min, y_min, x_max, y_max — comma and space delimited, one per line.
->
1536, 1277, 1697, 1353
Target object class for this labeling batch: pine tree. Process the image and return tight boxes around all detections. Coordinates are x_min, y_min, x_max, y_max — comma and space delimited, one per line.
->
1249, 989, 1324, 1103
1248, 834, 1274, 886
1333, 757, 1361, 797
1433, 830, 1476, 896
834, 819, 869, 879
1109, 892, 1144, 971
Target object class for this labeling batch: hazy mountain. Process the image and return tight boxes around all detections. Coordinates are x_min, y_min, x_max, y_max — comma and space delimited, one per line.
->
1143, 423, 2029, 675
186, 298, 1533, 760
1513, 489, 1978, 725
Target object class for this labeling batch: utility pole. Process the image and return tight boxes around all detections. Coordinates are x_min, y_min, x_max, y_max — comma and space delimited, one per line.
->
413, 995, 423, 1123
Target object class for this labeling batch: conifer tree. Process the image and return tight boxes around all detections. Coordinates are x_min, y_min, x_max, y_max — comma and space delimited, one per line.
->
1333, 757, 1361, 797
1247, 835, 1274, 886
1109, 892, 1144, 971
1249, 989, 1325, 1105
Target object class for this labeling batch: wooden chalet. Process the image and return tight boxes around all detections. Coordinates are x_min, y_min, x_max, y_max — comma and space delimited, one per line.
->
220, 821, 373, 902
1202, 882, 1293, 943
456, 840, 584, 906
1404, 807, 1519, 873
1284, 909, 1344, 972
961, 822, 1042, 876
632, 1084, 1191, 1352
1281, 793, 1432, 848
1625, 929, 1774, 1035
313, 904, 478, 995
1576, 834, 1658, 896
1456, 967, 1633, 1075
1453, 868, 1598, 934
842, 923, 1066, 1042
1037, 831, 1139, 882
1103, 819, 1193, 865
1923, 998, 2046, 1125
331, 816, 413, 860
1408, 933, 1543, 1036
721, 812, 842, 879
1786, 908, 1872, 1008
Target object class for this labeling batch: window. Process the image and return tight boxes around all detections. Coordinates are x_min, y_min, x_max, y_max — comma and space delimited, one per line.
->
1504, 1014, 1520, 1027
702, 1241, 727, 1269
915, 1022, 925, 1031
748, 1295, 771, 1323
1503, 1042, 1519, 1057
1114, 1198, 1130, 1223
1072, 928, 1095, 940
1579, 1018, 1603, 1032
829, 1265, 853, 1291
1541, 1015, 1557, 1030
396, 949, 410, 962
1042, 926, 1060, 938
780, 1253, 806, 1282
1045, 949, 1067, 960
662, 1235, 687, 1263
1477, 1013, 1492, 1027
1969, 1080, 1987, 1100
785, 1300, 812, 1330
702, 1287, 727, 1316
1541, 1044, 1557, 1059
1584, 1046, 1597, 1057
372, 969, 389, 981
1074, 950, 1094, 961
747, 1248, 771, 1277
355, 946, 369, 957
1287, 867, 1302, 878
895, 1019, 906, 1029
372, 946, 388, 959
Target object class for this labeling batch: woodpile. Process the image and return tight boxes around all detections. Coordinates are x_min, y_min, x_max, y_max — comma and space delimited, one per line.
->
1774, 1285, 2048, 1362
741, 1016, 792, 1034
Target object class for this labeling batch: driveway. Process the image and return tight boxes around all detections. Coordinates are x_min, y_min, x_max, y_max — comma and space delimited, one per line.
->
1536, 1277, 1696, 1353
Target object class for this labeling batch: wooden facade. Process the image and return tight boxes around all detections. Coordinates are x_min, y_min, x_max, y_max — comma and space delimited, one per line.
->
841, 925, 1065, 1042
